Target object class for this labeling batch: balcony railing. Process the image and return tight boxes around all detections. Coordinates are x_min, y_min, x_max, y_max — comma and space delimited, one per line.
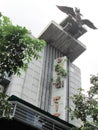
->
3, 96, 74, 130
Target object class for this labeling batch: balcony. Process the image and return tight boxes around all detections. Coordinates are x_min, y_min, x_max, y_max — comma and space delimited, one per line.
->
1, 95, 75, 130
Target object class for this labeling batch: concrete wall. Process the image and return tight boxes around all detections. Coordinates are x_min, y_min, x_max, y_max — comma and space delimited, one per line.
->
68, 62, 82, 127
6, 50, 44, 106
6, 42, 64, 110
38, 43, 64, 111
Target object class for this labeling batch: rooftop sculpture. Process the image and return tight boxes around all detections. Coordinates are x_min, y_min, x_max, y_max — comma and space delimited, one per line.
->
57, 5, 97, 30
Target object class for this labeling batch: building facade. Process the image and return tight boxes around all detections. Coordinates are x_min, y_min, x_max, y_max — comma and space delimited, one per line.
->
0, 16, 86, 127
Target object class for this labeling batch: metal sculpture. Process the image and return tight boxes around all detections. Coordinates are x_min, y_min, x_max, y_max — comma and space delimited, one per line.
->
57, 5, 97, 29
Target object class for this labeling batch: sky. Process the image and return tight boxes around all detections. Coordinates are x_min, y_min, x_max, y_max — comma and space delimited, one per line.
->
0, 0, 98, 91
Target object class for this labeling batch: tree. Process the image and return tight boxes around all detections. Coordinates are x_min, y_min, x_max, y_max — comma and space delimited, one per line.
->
69, 74, 98, 130
0, 12, 46, 77
0, 12, 46, 118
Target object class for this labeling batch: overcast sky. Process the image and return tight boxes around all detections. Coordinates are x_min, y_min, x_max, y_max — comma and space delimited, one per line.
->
0, 0, 98, 91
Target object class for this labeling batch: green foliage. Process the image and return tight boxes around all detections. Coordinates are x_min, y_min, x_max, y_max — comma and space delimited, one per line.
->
0, 93, 11, 119
55, 58, 67, 77
55, 64, 67, 77
68, 74, 98, 130
0, 12, 46, 77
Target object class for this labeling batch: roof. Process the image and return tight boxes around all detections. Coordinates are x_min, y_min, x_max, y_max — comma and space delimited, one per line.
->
38, 20, 86, 62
